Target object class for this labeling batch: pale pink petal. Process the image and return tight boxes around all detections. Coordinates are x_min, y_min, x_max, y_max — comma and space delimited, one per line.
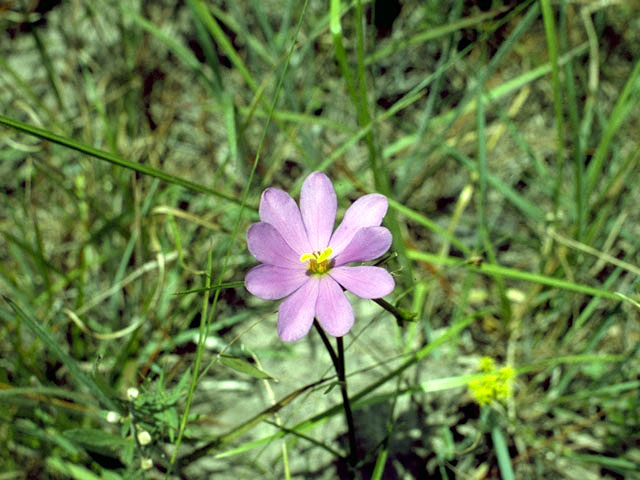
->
332, 226, 392, 266
330, 266, 395, 299
259, 188, 311, 254
330, 193, 388, 256
315, 276, 354, 337
247, 222, 304, 268
245, 265, 309, 300
277, 277, 319, 342
300, 172, 337, 251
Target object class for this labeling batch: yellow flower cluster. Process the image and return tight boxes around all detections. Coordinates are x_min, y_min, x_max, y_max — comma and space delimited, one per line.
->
468, 357, 515, 406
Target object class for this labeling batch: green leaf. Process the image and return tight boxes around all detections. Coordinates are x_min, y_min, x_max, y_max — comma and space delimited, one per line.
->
570, 453, 638, 472
219, 354, 275, 380
63, 428, 130, 449
46, 457, 102, 480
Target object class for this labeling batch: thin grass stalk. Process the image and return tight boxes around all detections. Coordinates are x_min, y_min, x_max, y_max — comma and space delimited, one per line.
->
559, 2, 586, 241
540, 0, 565, 217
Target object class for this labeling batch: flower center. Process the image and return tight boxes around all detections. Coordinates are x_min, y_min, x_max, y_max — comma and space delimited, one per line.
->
300, 247, 332, 274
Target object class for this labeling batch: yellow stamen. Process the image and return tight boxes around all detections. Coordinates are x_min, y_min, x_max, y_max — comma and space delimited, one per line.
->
300, 247, 332, 274
300, 253, 315, 262
316, 247, 332, 263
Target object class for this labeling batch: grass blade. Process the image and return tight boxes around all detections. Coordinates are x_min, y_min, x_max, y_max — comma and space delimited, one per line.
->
4, 297, 118, 411
0, 114, 246, 207
540, 0, 565, 215
586, 60, 640, 198
407, 250, 622, 301
492, 426, 515, 480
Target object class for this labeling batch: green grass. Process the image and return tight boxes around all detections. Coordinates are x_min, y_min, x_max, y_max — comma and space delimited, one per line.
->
1, 1, 640, 478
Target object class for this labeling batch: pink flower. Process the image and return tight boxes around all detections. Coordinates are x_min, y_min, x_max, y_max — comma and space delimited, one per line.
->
245, 171, 395, 342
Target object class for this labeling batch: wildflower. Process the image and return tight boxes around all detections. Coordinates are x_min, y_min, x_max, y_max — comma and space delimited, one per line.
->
137, 430, 152, 446
140, 457, 153, 470
126, 387, 139, 400
245, 171, 395, 342
106, 411, 121, 423
468, 356, 515, 406
478, 356, 495, 372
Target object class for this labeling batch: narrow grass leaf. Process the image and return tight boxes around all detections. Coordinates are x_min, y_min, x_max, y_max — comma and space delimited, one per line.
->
569, 453, 638, 472
442, 144, 545, 222
371, 444, 389, 480
365, 8, 507, 65
0, 114, 245, 207
540, 0, 565, 214
4, 297, 118, 411
264, 419, 344, 459
188, 0, 257, 92
219, 354, 275, 380
1, 230, 66, 277
559, 3, 585, 241
31, 28, 66, 114
63, 428, 130, 449
46, 457, 102, 480
173, 281, 246, 296
492, 426, 515, 480
330, 0, 357, 105
407, 250, 621, 301
224, 96, 239, 166
205, 2, 277, 67
0, 56, 58, 125
586, 59, 640, 197
388, 197, 471, 256
188, 2, 224, 95
123, 6, 206, 74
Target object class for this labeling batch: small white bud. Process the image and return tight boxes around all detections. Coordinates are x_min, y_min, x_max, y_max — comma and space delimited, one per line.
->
126, 387, 139, 400
140, 457, 153, 470
106, 411, 121, 423
459, 184, 474, 205
137, 430, 152, 446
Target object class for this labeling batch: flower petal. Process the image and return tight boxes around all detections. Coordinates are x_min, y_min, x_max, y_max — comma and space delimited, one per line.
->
316, 276, 354, 337
245, 265, 309, 300
330, 193, 388, 255
278, 277, 319, 342
247, 222, 303, 268
330, 266, 395, 299
259, 187, 311, 254
332, 226, 392, 266
300, 171, 337, 251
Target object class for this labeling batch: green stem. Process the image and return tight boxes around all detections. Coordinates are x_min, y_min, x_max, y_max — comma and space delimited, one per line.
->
373, 298, 417, 326
337, 336, 357, 470
314, 320, 339, 367
313, 321, 358, 470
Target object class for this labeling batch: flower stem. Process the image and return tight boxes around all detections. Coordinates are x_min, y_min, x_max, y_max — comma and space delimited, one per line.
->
336, 336, 358, 469
314, 320, 339, 368
373, 298, 417, 325
313, 321, 358, 470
